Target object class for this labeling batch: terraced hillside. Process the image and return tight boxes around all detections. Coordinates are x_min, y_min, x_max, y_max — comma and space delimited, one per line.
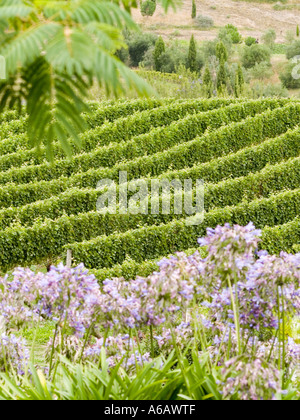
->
1, 97, 300, 280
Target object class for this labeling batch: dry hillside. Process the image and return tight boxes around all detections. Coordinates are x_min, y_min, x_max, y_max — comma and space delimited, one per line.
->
132, 0, 300, 42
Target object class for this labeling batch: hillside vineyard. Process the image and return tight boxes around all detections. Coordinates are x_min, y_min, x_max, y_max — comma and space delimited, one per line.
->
0, 98, 300, 280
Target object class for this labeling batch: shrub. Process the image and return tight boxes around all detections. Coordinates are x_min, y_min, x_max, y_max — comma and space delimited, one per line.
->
195, 15, 214, 29
280, 62, 300, 89
252, 82, 289, 98
153, 36, 165, 71
286, 40, 300, 59
261, 29, 276, 49
127, 32, 157, 66
245, 36, 257, 47
155, 51, 176, 73
218, 27, 233, 52
242, 44, 271, 69
224, 24, 242, 44
285, 29, 295, 45
140, 0, 156, 16
250, 61, 273, 80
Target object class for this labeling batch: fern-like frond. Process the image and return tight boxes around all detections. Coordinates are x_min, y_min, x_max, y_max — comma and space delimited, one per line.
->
71, 1, 137, 30
94, 49, 154, 97
45, 26, 96, 76
83, 22, 126, 53
24, 57, 89, 160
1, 23, 61, 75
0, 4, 32, 19
0, 0, 178, 160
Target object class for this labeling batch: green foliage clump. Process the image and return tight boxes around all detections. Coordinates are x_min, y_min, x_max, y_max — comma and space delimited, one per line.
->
153, 36, 166, 71
217, 60, 228, 94
195, 15, 214, 29
216, 41, 228, 62
234, 64, 245, 97
187, 35, 197, 73
192, 0, 197, 19
242, 44, 271, 69
224, 24, 242, 44
202, 66, 214, 97
140, 0, 156, 16
250, 61, 273, 80
280, 62, 300, 89
245, 36, 257, 47
286, 40, 300, 59
252, 83, 289, 99
261, 29, 276, 49
127, 32, 157, 67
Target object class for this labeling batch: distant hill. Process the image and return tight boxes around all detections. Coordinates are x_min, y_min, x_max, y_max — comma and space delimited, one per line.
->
132, 0, 300, 42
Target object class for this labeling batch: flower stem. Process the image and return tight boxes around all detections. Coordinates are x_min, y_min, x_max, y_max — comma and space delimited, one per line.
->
150, 325, 154, 359
227, 275, 241, 355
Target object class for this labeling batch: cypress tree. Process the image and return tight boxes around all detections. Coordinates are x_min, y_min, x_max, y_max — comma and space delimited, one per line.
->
216, 41, 228, 62
192, 0, 196, 19
217, 59, 227, 94
234, 64, 244, 97
187, 34, 197, 73
234, 72, 240, 97
203, 66, 213, 98
297, 25, 300, 37
153, 36, 165, 71
237, 64, 244, 91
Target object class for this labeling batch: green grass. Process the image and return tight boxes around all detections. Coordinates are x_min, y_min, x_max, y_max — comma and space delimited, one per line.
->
19, 321, 56, 346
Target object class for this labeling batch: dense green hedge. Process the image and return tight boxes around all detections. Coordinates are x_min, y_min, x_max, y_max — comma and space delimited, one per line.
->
64, 187, 300, 270
156, 127, 300, 185
71, 102, 300, 188
0, 98, 166, 161
293, 244, 300, 253
0, 110, 24, 124
0, 99, 280, 185
1, 185, 300, 270
84, 98, 168, 127
0, 102, 299, 209
261, 217, 300, 255
0, 117, 28, 140
91, 218, 300, 281
90, 247, 205, 282
1, 153, 300, 231
0, 99, 237, 170
0, 98, 176, 160
0, 134, 28, 156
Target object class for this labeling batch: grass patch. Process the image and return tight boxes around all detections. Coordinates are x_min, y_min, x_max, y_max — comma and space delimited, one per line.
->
19, 321, 55, 346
